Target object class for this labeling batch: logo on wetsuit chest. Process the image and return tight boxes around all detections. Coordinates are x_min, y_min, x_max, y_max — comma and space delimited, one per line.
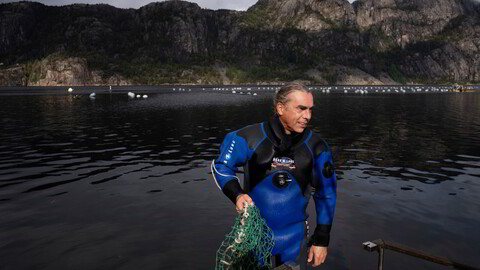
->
271, 157, 296, 170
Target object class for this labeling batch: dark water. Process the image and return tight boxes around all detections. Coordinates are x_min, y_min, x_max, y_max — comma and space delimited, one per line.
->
1, 89, 479, 270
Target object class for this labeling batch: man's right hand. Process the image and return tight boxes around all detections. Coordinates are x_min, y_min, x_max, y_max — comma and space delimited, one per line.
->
235, 194, 253, 213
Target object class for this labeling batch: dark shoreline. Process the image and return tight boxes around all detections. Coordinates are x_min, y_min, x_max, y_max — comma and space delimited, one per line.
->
1, 84, 479, 96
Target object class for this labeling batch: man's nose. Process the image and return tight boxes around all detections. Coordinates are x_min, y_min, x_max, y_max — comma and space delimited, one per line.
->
303, 109, 311, 120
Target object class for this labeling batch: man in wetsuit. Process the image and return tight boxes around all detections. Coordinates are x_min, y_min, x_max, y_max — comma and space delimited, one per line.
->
211, 82, 337, 268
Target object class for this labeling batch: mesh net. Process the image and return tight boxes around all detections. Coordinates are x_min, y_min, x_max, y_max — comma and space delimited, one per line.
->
215, 203, 275, 270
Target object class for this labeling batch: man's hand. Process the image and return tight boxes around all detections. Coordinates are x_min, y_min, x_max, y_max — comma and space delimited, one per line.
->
308, 245, 327, 267
235, 194, 253, 213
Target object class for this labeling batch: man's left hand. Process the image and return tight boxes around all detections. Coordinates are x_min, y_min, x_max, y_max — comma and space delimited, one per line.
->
308, 245, 327, 267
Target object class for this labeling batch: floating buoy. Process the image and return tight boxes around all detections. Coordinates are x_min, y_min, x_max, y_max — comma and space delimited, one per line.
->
128, 92, 135, 98
136, 94, 141, 98
89, 92, 96, 98
68, 87, 73, 92
142, 95, 148, 98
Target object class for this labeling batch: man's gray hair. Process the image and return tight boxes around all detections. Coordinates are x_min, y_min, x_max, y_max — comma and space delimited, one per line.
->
273, 82, 311, 115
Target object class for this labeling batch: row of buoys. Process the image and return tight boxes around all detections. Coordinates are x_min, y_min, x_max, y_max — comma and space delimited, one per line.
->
172, 88, 191, 92
210, 87, 258, 95
128, 92, 148, 99
66, 88, 149, 99
316, 85, 458, 94
232, 90, 257, 95
67, 88, 97, 99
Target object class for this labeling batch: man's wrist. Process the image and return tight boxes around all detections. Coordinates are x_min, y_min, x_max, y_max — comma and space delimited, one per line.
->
222, 180, 245, 204
311, 225, 331, 246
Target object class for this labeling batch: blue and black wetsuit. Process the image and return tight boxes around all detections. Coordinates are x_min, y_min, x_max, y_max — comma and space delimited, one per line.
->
212, 116, 337, 267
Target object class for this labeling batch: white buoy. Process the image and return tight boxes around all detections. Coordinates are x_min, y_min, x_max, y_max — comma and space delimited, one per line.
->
128, 92, 135, 98
136, 94, 141, 98
142, 95, 148, 98
89, 92, 96, 98
68, 87, 73, 92
232, 90, 236, 94
253, 93, 257, 96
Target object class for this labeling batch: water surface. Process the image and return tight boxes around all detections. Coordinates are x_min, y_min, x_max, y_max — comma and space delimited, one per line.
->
1, 89, 479, 270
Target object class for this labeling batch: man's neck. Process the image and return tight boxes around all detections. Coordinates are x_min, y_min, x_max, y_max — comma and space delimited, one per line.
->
277, 116, 291, 135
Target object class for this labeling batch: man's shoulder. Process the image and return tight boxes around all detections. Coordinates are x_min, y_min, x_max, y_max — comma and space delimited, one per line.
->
307, 131, 330, 156
236, 122, 265, 140
236, 122, 263, 132
227, 122, 266, 149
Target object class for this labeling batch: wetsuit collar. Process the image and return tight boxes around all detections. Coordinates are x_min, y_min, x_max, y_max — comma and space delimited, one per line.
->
268, 116, 307, 153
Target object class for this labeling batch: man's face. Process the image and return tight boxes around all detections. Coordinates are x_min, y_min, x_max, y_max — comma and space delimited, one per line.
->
277, 91, 314, 134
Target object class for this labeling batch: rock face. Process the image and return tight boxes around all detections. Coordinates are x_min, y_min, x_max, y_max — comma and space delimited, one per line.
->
354, 0, 470, 50
31, 57, 91, 86
247, 0, 356, 31
0, 65, 27, 86
23, 54, 131, 86
0, 0, 479, 85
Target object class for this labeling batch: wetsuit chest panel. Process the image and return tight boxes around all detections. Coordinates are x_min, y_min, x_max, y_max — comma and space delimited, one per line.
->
249, 171, 309, 231
291, 145, 314, 194
245, 139, 314, 194
244, 139, 275, 192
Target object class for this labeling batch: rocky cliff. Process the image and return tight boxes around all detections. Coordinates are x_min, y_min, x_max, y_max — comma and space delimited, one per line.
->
0, 0, 479, 86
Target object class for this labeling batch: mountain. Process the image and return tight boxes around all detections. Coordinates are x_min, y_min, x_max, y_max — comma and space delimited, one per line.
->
0, 0, 479, 86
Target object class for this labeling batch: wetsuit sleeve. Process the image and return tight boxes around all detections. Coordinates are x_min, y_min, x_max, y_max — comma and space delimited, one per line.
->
311, 146, 337, 247
211, 132, 251, 204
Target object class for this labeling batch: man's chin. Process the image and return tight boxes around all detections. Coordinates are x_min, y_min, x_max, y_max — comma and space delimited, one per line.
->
295, 127, 306, 133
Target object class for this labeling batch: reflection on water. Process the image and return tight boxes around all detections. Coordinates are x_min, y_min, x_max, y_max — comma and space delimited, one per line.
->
0, 91, 479, 270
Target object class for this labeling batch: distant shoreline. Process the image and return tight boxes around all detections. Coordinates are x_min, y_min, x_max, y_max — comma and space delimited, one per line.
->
1, 85, 479, 96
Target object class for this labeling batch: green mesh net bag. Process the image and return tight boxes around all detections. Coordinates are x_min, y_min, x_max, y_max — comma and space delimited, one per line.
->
216, 203, 275, 270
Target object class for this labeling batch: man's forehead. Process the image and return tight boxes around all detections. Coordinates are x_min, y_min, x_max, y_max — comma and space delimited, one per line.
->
286, 91, 314, 105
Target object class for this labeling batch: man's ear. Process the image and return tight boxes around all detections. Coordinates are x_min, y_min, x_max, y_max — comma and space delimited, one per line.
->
276, 103, 284, 116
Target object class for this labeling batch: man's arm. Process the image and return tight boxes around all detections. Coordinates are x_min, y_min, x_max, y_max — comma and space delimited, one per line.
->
211, 132, 251, 204
310, 144, 337, 266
